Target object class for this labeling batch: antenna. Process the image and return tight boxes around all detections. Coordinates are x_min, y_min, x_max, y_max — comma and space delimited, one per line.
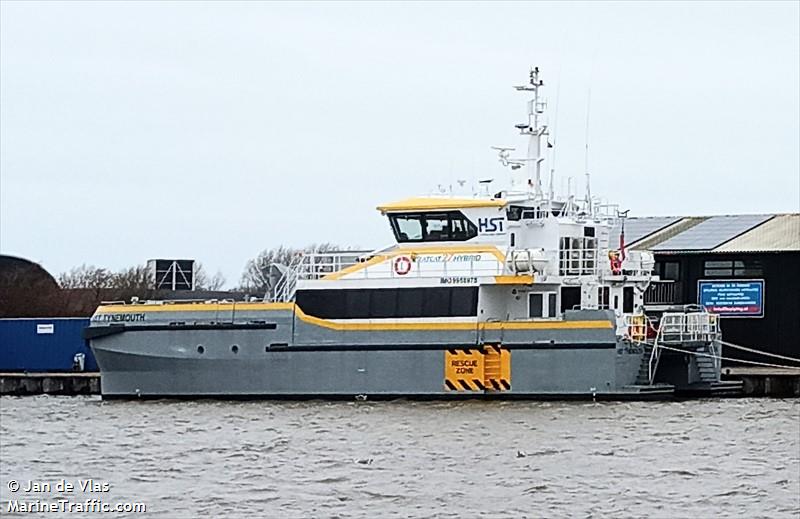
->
549, 65, 562, 203
584, 86, 593, 216
510, 67, 548, 196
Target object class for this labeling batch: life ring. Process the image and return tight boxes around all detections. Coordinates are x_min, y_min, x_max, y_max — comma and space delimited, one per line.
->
393, 256, 412, 276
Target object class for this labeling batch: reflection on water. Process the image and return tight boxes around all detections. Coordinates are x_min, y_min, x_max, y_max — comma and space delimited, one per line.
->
1, 397, 798, 517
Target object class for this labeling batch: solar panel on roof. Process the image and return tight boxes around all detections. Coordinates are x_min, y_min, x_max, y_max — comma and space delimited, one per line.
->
610, 217, 682, 246
652, 214, 773, 251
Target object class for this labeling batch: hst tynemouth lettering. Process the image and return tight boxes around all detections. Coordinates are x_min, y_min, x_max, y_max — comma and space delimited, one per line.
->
91, 313, 146, 323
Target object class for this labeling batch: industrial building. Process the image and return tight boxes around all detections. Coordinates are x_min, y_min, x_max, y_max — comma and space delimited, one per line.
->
617, 213, 800, 365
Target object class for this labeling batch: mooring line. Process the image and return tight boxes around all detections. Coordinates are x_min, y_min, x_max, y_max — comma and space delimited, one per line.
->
719, 340, 800, 365
630, 339, 800, 371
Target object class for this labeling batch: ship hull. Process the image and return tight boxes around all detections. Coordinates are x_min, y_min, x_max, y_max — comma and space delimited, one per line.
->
90, 330, 648, 399
86, 304, 681, 399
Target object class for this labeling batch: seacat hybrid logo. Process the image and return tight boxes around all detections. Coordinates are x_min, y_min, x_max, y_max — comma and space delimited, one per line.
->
416, 253, 483, 263
477, 217, 504, 234
91, 313, 146, 323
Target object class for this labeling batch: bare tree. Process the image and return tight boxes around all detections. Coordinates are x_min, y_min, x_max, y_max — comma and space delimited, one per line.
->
111, 265, 151, 292
194, 263, 226, 291
58, 264, 114, 289
239, 245, 299, 294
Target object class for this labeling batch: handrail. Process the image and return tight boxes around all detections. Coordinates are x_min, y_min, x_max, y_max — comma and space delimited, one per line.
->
648, 311, 720, 384
648, 328, 661, 384
271, 253, 306, 302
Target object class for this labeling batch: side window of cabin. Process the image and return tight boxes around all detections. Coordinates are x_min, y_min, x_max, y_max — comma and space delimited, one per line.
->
529, 293, 543, 318
297, 288, 478, 319
597, 286, 610, 309
529, 292, 558, 318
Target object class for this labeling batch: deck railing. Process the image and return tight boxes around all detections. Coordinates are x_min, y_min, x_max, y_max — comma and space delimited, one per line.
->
644, 281, 682, 304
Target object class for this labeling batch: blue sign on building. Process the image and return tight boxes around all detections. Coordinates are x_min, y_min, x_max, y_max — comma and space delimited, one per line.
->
698, 279, 765, 317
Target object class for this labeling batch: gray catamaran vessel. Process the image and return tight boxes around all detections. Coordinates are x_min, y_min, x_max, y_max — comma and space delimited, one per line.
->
86, 68, 734, 399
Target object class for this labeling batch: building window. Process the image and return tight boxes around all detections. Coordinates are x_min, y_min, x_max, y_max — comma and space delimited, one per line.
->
654, 261, 680, 281
703, 259, 763, 278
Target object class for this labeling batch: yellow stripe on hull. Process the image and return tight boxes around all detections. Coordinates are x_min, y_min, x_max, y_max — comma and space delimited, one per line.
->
95, 302, 612, 331
95, 302, 294, 314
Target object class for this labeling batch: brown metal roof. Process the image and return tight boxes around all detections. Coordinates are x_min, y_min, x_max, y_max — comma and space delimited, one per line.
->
714, 214, 800, 252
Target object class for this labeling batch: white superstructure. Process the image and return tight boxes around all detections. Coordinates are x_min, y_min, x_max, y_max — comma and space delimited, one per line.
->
273, 68, 656, 335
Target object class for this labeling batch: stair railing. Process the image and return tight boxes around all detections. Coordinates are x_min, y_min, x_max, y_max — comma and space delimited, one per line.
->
648, 324, 663, 385
271, 253, 306, 302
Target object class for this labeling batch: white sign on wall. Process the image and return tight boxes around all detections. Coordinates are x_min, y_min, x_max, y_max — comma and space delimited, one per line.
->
36, 324, 55, 335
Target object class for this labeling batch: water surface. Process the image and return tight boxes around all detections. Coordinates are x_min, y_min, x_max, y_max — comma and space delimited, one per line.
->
1, 397, 798, 517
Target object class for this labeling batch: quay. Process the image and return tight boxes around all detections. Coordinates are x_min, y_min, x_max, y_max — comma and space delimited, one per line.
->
0, 372, 99, 396
722, 367, 800, 397
1, 369, 799, 397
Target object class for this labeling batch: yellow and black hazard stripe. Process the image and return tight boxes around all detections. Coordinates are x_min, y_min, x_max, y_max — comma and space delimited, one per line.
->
482, 344, 511, 391
444, 379, 486, 391
444, 348, 485, 391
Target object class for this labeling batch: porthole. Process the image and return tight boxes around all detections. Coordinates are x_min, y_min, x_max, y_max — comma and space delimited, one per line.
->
231, 345, 239, 354
197, 345, 205, 354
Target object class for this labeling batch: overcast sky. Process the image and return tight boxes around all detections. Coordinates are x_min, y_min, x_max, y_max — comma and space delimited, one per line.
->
1, 1, 798, 287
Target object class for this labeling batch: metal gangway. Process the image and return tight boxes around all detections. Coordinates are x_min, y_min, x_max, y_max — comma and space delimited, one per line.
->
647, 308, 720, 384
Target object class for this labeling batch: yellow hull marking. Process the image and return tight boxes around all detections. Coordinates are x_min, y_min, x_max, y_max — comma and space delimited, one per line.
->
294, 306, 612, 331
95, 302, 294, 314
493, 275, 533, 284
96, 303, 613, 332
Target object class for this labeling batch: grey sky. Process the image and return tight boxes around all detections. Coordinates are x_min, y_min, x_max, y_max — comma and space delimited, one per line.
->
1, 1, 798, 287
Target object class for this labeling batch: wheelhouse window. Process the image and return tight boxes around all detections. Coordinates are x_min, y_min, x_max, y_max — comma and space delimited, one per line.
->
393, 214, 423, 241
507, 205, 549, 221
389, 211, 478, 242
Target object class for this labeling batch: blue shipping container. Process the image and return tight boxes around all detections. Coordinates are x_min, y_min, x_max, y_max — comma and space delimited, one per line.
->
0, 318, 98, 372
